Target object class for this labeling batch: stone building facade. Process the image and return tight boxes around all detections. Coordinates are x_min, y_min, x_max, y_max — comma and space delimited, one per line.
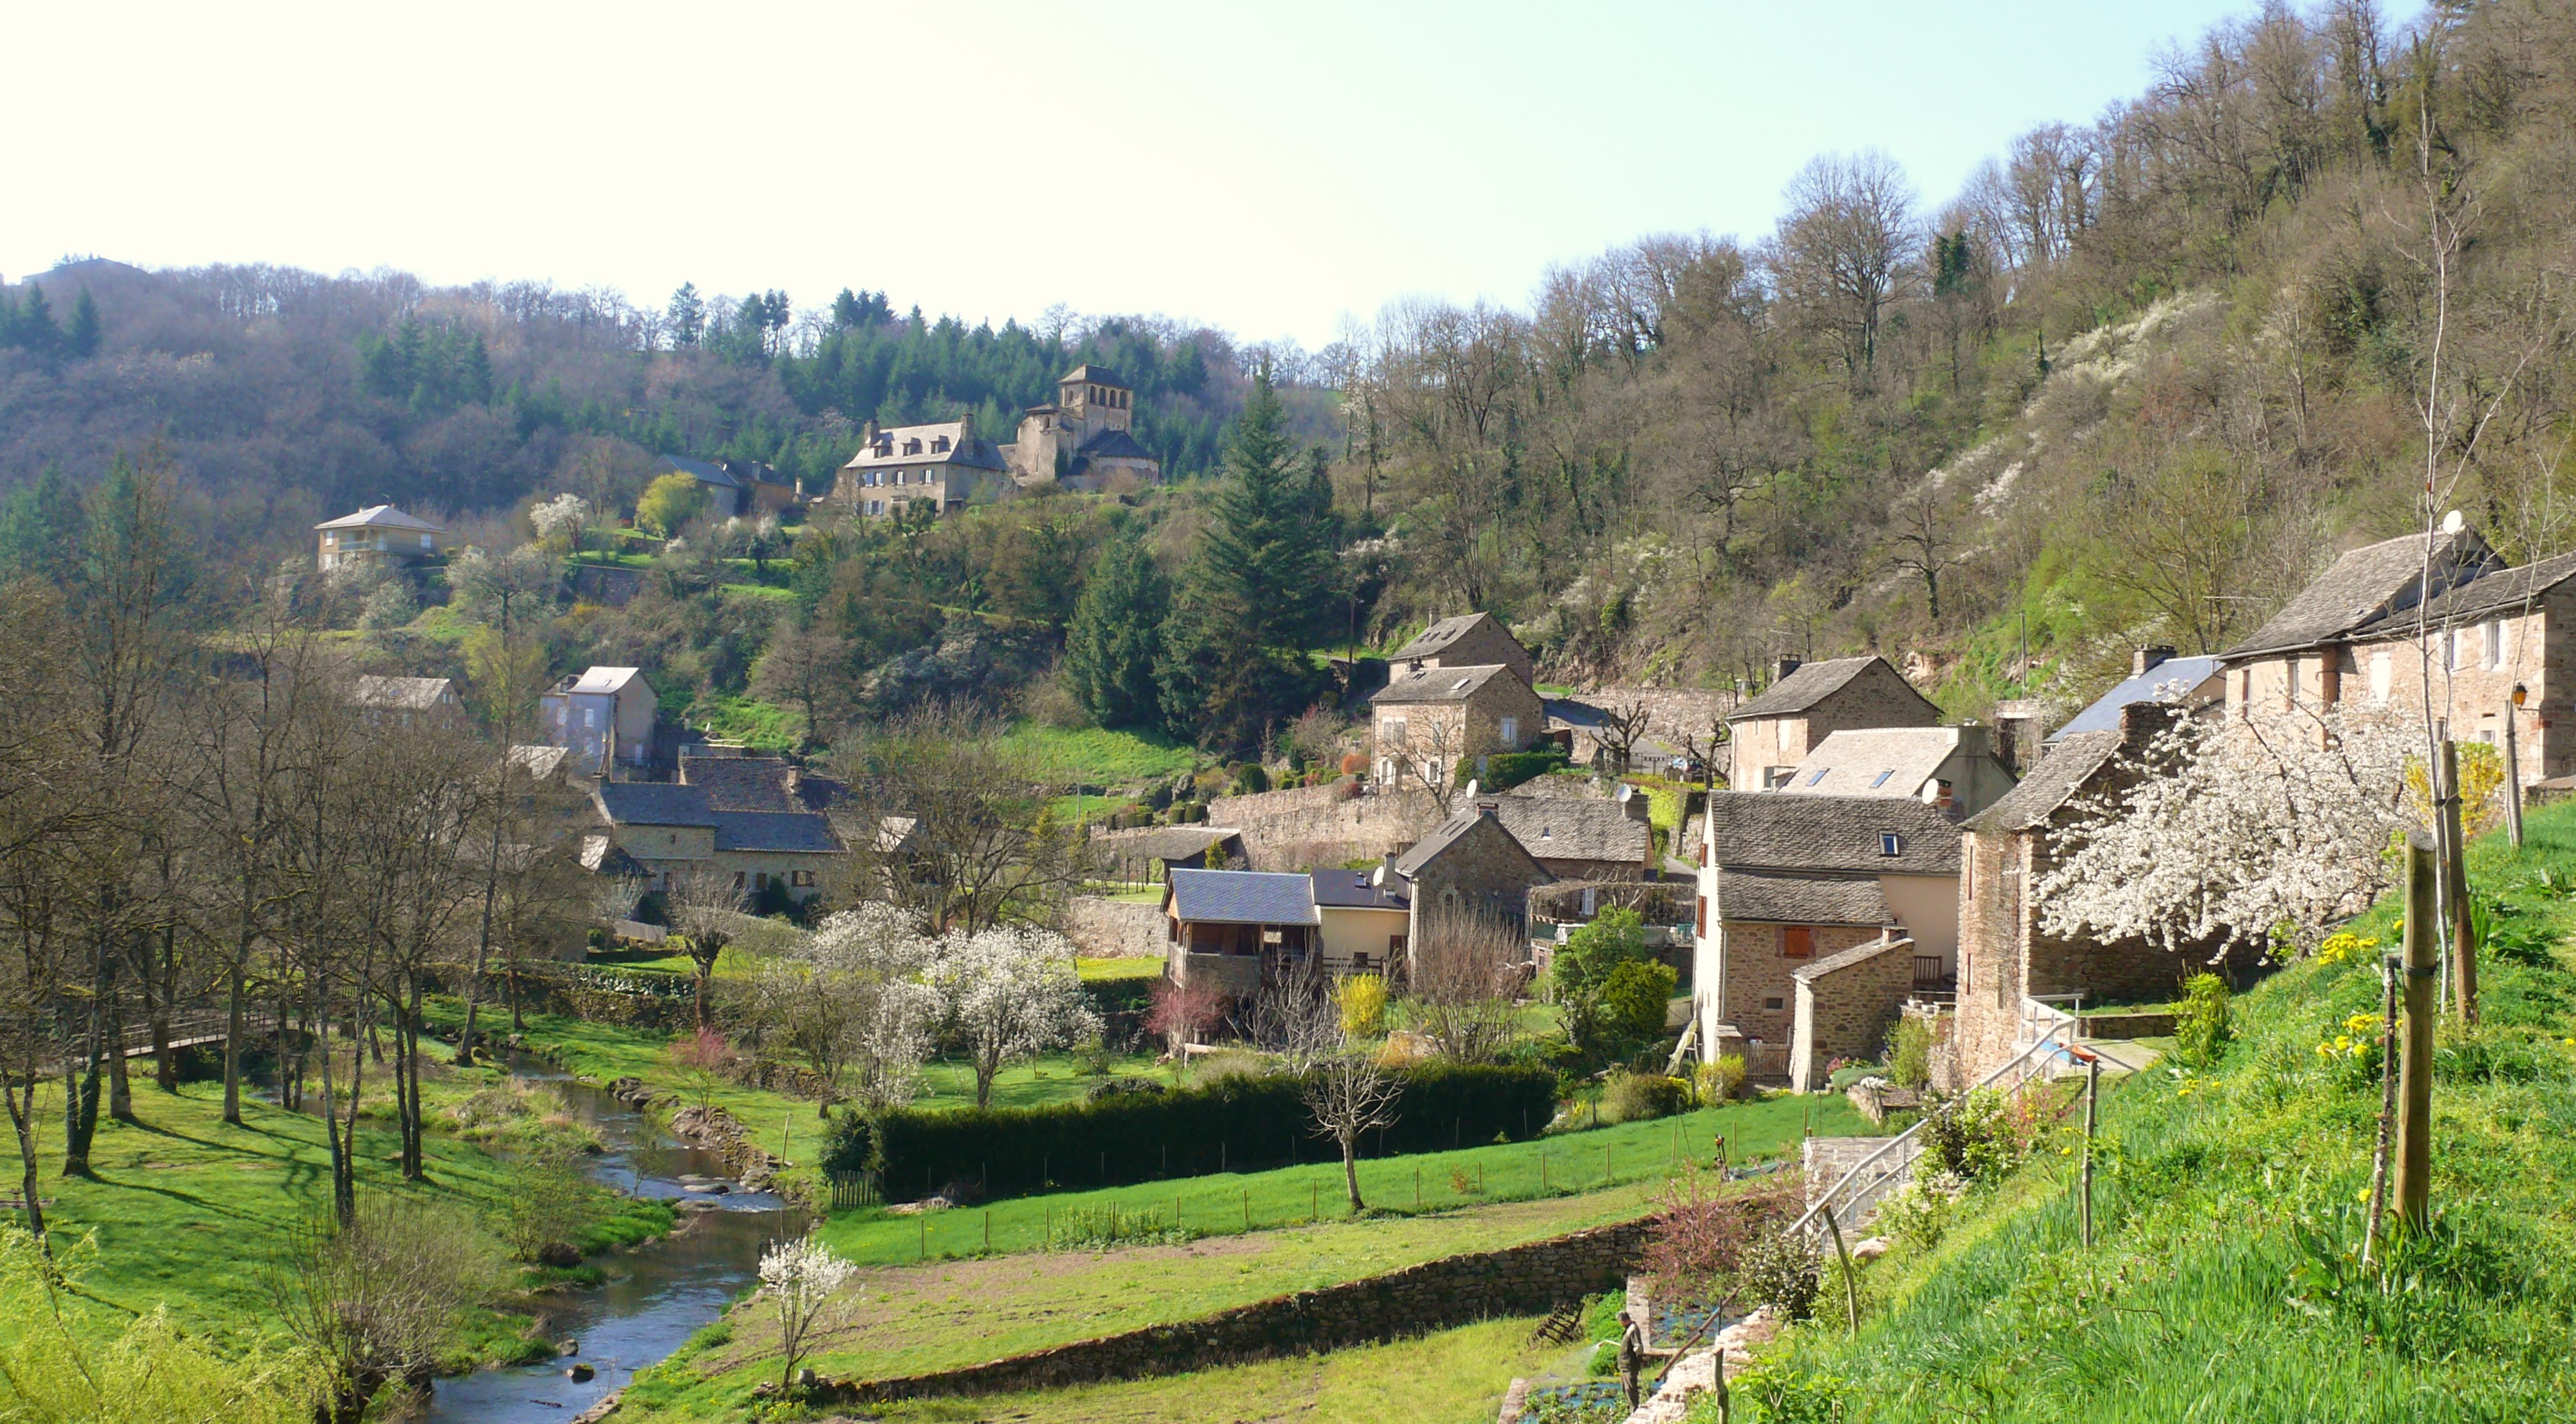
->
831, 417, 1014, 520
1387, 802, 1553, 971
1789, 934, 1918, 1092
1369, 663, 1547, 791
1727, 655, 1942, 790
999, 365, 1162, 491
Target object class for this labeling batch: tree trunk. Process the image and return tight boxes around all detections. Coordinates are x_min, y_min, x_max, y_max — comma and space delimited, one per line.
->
62, 965, 105, 1175
457, 800, 507, 1064
149, 922, 177, 1091
403, 977, 428, 1181
4, 1082, 45, 1245
222, 962, 246, 1125
1341, 1138, 1363, 1212
106, 966, 134, 1123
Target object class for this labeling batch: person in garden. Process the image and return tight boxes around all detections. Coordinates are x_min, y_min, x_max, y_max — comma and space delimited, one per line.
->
1618, 1309, 1646, 1410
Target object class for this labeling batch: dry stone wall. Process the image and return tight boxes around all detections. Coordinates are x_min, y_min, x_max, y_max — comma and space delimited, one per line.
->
818, 1217, 1652, 1405
1065, 895, 1170, 960
1208, 782, 1434, 870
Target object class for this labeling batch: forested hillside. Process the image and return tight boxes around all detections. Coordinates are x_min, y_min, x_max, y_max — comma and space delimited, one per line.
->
4, 0, 2573, 736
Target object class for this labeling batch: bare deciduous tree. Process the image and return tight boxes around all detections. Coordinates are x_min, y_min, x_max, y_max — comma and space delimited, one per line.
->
1404, 906, 1526, 1064
669, 864, 750, 1031
1304, 1044, 1402, 1212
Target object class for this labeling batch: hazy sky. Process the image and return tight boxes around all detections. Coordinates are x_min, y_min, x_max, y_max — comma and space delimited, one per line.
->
6, 1, 2392, 348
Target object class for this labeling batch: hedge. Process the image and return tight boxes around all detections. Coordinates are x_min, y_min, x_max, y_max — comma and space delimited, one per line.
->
833, 1061, 1558, 1201
1484, 746, 1572, 792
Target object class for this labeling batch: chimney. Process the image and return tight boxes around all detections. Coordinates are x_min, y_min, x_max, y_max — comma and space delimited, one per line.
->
1475, 797, 1501, 818
1617, 783, 1651, 823
1952, 721, 1989, 760
2133, 645, 2176, 678
861, 418, 878, 446
1774, 656, 1802, 683
2119, 700, 2178, 751
957, 411, 976, 441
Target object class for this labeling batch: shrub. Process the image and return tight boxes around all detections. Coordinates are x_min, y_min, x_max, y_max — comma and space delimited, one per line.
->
1917, 1088, 2024, 1183
2175, 973, 2234, 1068
1049, 1205, 1193, 1250
1340, 751, 1366, 775
1338, 973, 1389, 1037
1601, 959, 1678, 1043
1229, 763, 1269, 795
1710, 1364, 1853, 1423
1485, 744, 1573, 791
862, 1060, 1557, 1199
1603, 1070, 1694, 1123
1887, 1016, 1933, 1090
1694, 1054, 1747, 1104
1740, 1226, 1821, 1321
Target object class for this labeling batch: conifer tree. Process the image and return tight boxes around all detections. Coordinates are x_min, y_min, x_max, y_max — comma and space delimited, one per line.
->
12, 283, 59, 358
65, 289, 101, 360
1063, 534, 1169, 729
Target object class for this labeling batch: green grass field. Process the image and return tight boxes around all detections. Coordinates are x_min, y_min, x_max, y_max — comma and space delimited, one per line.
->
1000, 721, 1204, 784
1740, 800, 2576, 1422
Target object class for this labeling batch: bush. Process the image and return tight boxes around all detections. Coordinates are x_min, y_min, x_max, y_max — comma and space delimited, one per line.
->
1338, 973, 1389, 1037
1485, 744, 1573, 791
849, 1061, 1558, 1200
1887, 1016, 1933, 1090
1601, 959, 1678, 1043
2175, 973, 2234, 1068
1603, 1070, 1694, 1123
1917, 1088, 2022, 1184
1694, 1054, 1747, 1104
1740, 1226, 1821, 1321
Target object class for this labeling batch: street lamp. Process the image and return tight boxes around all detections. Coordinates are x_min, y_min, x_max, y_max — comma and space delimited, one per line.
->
2511, 683, 2528, 708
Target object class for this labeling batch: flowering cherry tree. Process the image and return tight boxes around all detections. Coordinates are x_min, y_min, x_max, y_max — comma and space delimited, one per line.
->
2037, 707, 2419, 957
757, 1232, 856, 1391
775, 901, 945, 1112
528, 492, 589, 551
930, 924, 1101, 1106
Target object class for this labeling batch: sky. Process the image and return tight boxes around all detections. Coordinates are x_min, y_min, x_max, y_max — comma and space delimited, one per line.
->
5, 1, 2414, 350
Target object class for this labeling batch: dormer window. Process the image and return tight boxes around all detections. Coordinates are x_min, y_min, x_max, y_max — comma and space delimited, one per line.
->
904, 439, 923, 455
872, 441, 892, 457
932, 436, 951, 453
1880, 832, 1905, 856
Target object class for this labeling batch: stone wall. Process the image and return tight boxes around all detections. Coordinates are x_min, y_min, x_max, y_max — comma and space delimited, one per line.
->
1409, 812, 1554, 942
1065, 895, 1170, 960
1789, 936, 1915, 1092
1711, 921, 1885, 1046
1207, 782, 1433, 871
818, 1217, 1652, 1405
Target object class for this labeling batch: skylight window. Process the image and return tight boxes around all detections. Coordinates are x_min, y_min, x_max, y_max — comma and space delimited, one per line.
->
1870, 769, 1894, 788
1880, 832, 1905, 856
1806, 769, 1830, 786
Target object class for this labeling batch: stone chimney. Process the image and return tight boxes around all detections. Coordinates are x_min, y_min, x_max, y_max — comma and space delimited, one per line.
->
1617, 783, 1652, 823
2133, 645, 2177, 678
1774, 656, 1803, 683
2118, 700, 2179, 751
861, 418, 879, 446
957, 411, 976, 442
1952, 721, 1991, 762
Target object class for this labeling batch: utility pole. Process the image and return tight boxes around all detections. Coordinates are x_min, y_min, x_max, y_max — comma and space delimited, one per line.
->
2394, 832, 2438, 1237
2504, 683, 2527, 848
2440, 739, 2478, 1027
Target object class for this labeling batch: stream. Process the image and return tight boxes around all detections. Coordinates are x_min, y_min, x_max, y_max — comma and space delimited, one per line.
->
411, 1059, 810, 1424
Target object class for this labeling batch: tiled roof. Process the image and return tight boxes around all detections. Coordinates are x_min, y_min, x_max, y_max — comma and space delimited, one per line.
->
1166, 868, 1318, 926
1310, 868, 1409, 910
2048, 657, 2225, 741
566, 666, 643, 695
712, 811, 844, 854
2225, 527, 2497, 657
839, 421, 1009, 473
1704, 792, 1961, 875
1781, 727, 1963, 799
1966, 730, 2124, 834
1060, 363, 1129, 388
595, 782, 717, 828
1712, 868, 1890, 926
1391, 612, 1503, 662
1073, 427, 1154, 462
2356, 548, 2576, 636
351, 675, 453, 711
1488, 795, 1651, 865
661, 453, 746, 490
1792, 932, 1911, 981
1371, 664, 1516, 706
315, 504, 442, 533
1391, 806, 1550, 881
679, 756, 846, 813
1730, 656, 1924, 721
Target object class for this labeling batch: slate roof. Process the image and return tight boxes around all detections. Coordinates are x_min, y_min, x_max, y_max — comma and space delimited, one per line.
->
315, 504, 442, 533
2357, 548, 2576, 635
1966, 731, 2124, 834
839, 421, 1009, 473
1781, 727, 1964, 798
592, 782, 842, 854
1060, 363, 1129, 388
1792, 932, 1912, 981
711, 811, 844, 854
1371, 664, 1518, 706
508, 744, 571, 779
2048, 656, 2226, 742
1730, 656, 1925, 721
679, 755, 845, 813
1712, 869, 1891, 926
1073, 426, 1154, 462
1703, 792, 1961, 875
1165, 868, 1318, 926
352, 675, 453, 711
660, 453, 746, 490
1391, 613, 1504, 662
1310, 868, 1410, 910
594, 782, 717, 828
564, 666, 644, 695
2225, 528, 2498, 658
1488, 795, 1652, 866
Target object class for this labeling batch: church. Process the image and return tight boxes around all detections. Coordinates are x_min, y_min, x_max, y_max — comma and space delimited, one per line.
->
830, 363, 1162, 520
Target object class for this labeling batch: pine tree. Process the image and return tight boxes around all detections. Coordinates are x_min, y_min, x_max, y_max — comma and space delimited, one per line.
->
0, 464, 83, 580
668, 283, 705, 348
14, 283, 59, 358
66, 289, 102, 360
1064, 535, 1170, 729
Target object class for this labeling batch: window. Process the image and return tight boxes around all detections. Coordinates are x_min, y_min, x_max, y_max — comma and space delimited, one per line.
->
1965, 851, 1977, 899
2371, 652, 2392, 705
2488, 618, 2509, 670
792, 870, 815, 887
1694, 895, 1707, 936
1763, 996, 1785, 1011
1880, 832, 1905, 856
1388, 934, 1406, 955
419, 533, 432, 549
903, 439, 923, 454
1805, 769, 1830, 786
1383, 718, 1406, 746
1782, 926, 1814, 958
865, 472, 879, 486
583, 708, 597, 729
932, 436, 950, 452
732, 871, 746, 890
1870, 769, 1894, 788
2447, 630, 2465, 672
1499, 716, 1518, 746
755, 872, 770, 890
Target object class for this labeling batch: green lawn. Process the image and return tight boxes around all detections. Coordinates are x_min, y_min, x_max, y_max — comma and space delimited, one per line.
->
1076, 955, 1163, 982
1740, 800, 2576, 1421
692, 693, 800, 751
1000, 722, 1204, 784
2, 1074, 667, 1365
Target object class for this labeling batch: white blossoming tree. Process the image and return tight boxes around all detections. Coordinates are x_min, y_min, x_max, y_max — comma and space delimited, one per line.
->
2037, 707, 2420, 957
930, 924, 1101, 1107
528, 492, 590, 551
757, 1232, 855, 1391
758, 902, 946, 1115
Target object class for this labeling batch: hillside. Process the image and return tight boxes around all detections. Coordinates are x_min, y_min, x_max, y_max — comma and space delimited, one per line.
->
1725, 799, 2576, 1422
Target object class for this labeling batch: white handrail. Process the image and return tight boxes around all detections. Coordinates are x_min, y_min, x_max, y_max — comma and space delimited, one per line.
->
1787, 1010, 2078, 1239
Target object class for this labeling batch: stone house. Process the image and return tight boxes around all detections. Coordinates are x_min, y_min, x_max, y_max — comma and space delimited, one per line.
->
1370, 665, 1547, 791
2218, 523, 2576, 782
830, 417, 1015, 520
1778, 723, 2017, 821
1000, 365, 1163, 492
1089, 825, 1251, 884
351, 675, 462, 730
1389, 612, 1537, 687
1788, 933, 1918, 1092
314, 505, 444, 571
590, 779, 844, 904
1726, 655, 1941, 791
1386, 801, 1554, 973
539, 666, 658, 776
1691, 792, 1961, 1070
1309, 869, 1411, 977
1484, 787, 1657, 880
658, 454, 801, 517
2047, 645, 2226, 745
1162, 868, 1317, 999
1950, 703, 2212, 1085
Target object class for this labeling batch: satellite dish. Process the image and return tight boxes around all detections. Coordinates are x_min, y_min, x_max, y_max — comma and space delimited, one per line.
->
2442, 509, 2465, 535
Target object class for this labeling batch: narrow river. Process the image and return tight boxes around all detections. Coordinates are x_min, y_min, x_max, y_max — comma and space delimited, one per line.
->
413, 1060, 810, 1424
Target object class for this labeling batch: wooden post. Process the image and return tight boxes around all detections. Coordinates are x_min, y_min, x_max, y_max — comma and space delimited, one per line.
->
2363, 946, 2402, 1266
2441, 740, 2478, 1027
1241, 1188, 1249, 1231
2504, 698, 2526, 848
2079, 1057, 2099, 1249
2394, 833, 2437, 1236
1821, 1205, 1860, 1335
